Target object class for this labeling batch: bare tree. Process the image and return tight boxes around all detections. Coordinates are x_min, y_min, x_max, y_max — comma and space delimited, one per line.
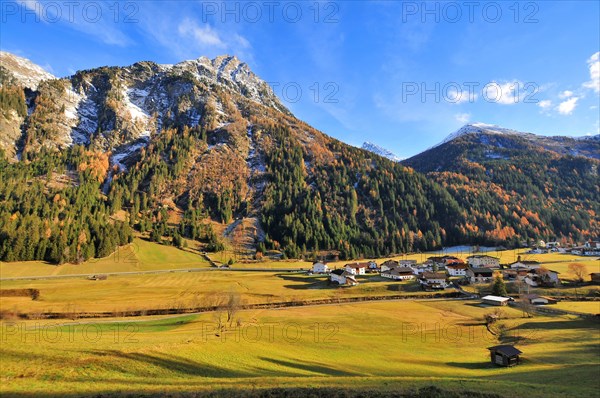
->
226, 290, 241, 327
568, 263, 588, 284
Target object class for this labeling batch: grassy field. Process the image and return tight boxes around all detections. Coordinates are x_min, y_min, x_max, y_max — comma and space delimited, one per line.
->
553, 301, 600, 314
1, 299, 598, 397
0, 271, 439, 315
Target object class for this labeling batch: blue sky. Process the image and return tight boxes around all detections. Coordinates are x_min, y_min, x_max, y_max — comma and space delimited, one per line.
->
1, 0, 599, 158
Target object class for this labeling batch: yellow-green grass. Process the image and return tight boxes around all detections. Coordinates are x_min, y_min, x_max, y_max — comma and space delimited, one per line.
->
0, 238, 209, 279
0, 271, 436, 314
537, 260, 600, 281
1, 300, 598, 397
553, 301, 600, 314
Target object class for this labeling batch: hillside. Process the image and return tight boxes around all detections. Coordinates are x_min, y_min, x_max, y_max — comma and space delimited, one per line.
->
0, 54, 598, 264
403, 123, 600, 245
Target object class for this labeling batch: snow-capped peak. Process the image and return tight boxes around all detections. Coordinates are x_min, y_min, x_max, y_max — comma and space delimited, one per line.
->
361, 141, 403, 162
436, 122, 531, 147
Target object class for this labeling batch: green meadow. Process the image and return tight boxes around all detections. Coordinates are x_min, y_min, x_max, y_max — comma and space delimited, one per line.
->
1, 300, 598, 397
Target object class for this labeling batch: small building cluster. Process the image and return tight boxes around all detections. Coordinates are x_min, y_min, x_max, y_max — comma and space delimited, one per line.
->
312, 253, 504, 289
525, 240, 600, 256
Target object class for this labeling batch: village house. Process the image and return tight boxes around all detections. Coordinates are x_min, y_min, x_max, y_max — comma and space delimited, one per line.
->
427, 255, 462, 268
381, 267, 415, 280
411, 263, 434, 275
509, 260, 541, 270
533, 268, 560, 287
467, 255, 500, 268
311, 262, 329, 274
482, 295, 510, 306
380, 259, 399, 272
488, 345, 522, 367
501, 268, 529, 281
421, 271, 449, 289
344, 263, 368, 275
466, 267, 494, 284
446, 263, 468, 276
366, 261, 380, 272
329, 269, 358, 286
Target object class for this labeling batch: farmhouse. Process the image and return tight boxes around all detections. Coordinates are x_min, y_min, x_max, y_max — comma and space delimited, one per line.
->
421, 271, 449, 289
330, 269, 358, 286
380, 260, 399, 272
488, 345, 522, 367
482, 295, 510, 306
467, 255, 500, 268
523, 294, 557, 305
446, 263, 468, 276
381, 267, 415, 280
311, 262, 329, 274
466, 267, 494, 284
344, 263, 368, 275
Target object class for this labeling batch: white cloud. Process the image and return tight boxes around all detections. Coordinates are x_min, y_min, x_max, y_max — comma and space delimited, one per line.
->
538, 100, 552, 109
483, 81, 524, 105
556, 97, 579, 115
178, 18, 224, 47
455, 113, 471, 123
558, 90, 574, 99
583, 52, 600, 93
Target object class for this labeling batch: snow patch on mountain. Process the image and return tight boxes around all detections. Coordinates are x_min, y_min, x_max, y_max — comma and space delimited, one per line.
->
0, 51, 55, 90
438, 123, 530, 147
361, 142, 403, 162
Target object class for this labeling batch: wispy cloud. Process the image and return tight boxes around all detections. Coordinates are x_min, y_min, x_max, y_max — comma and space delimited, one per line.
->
538, 100, 552, 109
17, 0, 131, 46
583, 52, 599, 93
455, 113, 471, 123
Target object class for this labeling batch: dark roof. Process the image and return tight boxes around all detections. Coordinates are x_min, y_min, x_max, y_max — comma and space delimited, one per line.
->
469, 267, 493, 275
468, 255, 499, 259
383, 267, 414, 275
488, 345, 522, 356
331, 269, 345, 276
345, 262, 368, 268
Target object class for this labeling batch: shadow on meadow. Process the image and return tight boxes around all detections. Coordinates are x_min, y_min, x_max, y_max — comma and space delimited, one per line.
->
258, 356, 360, 377
81, 349, 252, 378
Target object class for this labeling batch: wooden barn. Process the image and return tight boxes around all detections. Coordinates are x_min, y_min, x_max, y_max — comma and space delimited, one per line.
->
488, 345, 522, 367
